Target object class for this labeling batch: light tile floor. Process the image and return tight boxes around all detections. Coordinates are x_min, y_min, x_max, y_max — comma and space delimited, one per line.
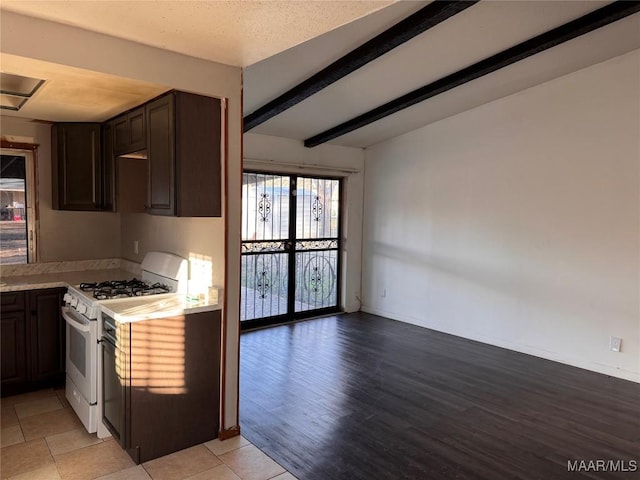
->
1, 388, 296, 480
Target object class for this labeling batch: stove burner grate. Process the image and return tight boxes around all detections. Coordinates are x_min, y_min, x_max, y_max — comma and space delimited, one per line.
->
131, 282, 172, 297
80, 279, 172, 299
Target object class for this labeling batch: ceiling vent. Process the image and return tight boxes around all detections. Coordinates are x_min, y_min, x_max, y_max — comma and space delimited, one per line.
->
0, 73, 45, 111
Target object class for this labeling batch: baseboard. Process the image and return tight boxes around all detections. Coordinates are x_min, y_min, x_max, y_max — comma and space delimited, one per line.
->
361, 305, 640, 383
1, 376, 65, 398
218, 425, 241, 440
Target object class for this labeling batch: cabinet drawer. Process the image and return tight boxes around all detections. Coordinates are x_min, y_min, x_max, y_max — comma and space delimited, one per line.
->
1, 291, 26, 312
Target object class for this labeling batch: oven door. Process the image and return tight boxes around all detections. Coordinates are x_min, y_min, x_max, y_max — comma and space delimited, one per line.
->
62, 306, 97, 404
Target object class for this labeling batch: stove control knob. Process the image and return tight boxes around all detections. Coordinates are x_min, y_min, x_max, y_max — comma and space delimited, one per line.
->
77, 304, 87, 315
63, 293, 72, 304
70, 298, 78, 308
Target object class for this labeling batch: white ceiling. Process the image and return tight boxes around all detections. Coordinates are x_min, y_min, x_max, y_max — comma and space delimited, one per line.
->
245, 0, 640, 148
1, 1, 638, 148
0, 0, 392, 124
0, 0, 394, 67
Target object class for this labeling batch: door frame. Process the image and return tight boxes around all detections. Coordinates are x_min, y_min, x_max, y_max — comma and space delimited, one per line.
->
1, 143, 39, 263
240, 170, 343, 330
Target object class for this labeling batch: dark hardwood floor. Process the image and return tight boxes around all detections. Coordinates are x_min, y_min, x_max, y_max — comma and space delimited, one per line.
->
239, 313, 640, 480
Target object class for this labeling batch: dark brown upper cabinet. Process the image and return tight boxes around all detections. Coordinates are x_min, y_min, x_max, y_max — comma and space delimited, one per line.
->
146, 91, 221, 217
52, 123, 102, 211
51, 90, 221, 215
101, 123, 116, 212
113, 107, 146, 155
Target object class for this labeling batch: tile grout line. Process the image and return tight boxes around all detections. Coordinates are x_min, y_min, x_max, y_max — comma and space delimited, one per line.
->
17, 416, 25, 447
18, 400, 98, 480
42, 420, 58, 477
5, 402, 292, 480
1, 404, 25, 449
24, 404, 65, 480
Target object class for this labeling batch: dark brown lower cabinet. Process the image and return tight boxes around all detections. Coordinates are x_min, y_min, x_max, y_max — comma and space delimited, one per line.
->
1, 310, 28, 387
30, 289, 66, 383
0, 288, 66, 396
102, 309, 221, 463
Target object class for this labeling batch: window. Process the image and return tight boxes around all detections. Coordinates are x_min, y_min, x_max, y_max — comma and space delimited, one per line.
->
1, 148, 37, 263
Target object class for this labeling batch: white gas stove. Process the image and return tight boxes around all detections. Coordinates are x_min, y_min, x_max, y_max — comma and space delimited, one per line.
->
62, 252, 188, 437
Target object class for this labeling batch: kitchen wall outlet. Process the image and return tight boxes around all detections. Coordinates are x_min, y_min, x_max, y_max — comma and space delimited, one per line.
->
609, 336, 622, 352
133, 240, 139, 255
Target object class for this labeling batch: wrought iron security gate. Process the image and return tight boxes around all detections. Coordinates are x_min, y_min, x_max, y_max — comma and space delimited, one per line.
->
241, 172, 341, 328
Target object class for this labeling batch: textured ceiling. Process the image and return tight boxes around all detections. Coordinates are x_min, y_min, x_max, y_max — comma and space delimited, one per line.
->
0, 54, 169, 122
245, 0, 640, 147
0, 0, 394, 67
1, 1, 637, 147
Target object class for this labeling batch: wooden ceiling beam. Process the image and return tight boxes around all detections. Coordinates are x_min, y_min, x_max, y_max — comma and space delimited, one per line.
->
243, 0, 480, 132
304, 0, 640, 148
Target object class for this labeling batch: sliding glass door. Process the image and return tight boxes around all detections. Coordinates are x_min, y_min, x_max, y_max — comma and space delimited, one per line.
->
241, 172, 341, 328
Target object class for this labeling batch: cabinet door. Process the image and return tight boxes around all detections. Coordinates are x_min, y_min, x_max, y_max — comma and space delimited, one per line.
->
113, 109, 146, 155
175, 92, 222, 217
146, 94, 175, 215
128, 107, 146, 152
113, 114, 129, 155
52, 123, 101, 210
28, 289, 65, 382
102, 123, 116, 211
1, 310, 28, 387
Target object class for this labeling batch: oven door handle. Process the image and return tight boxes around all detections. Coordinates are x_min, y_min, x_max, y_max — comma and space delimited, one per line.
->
61, 306, 92, 333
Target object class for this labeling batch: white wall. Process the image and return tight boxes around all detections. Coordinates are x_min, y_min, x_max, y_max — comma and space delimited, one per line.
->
1, 12, 243, 430
362, 50, 640, 382
120, 214, 225, 287
244, 133, 365, 313
0, 116, 121, 262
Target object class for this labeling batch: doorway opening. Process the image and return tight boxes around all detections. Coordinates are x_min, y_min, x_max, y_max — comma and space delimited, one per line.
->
241, 172, 341, 329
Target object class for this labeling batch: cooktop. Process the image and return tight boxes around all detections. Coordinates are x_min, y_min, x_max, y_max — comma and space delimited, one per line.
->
79, 279, 172, 300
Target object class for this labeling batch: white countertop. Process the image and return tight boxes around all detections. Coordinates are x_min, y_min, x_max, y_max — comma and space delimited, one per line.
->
0, 269, 136, 292
100, 293, 221, 323
0, 266, 222, 321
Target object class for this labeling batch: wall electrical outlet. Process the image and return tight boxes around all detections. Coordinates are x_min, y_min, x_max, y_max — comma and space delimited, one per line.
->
609, 336, 622, 352
134, 240, 139, 255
